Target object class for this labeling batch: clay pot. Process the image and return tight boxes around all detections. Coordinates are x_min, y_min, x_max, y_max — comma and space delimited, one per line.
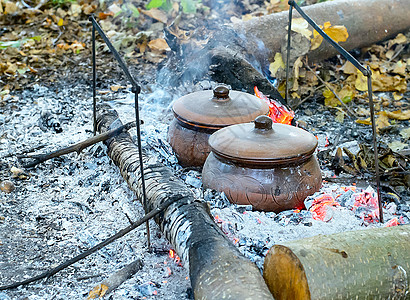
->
167, 86, 269, 167
202, 115, 322, 212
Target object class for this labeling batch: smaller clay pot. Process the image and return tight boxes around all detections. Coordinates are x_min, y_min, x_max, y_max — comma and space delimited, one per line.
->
167, 86, 269, 167
202, 115, 322, 212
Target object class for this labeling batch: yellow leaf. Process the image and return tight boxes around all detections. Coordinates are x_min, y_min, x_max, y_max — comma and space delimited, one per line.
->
88, 284, 109, 299
393, 92, 403, 101
384, 110, 410, 121
400, 128, 410, 139
392, 60, 406, 76
291, 56, 303, 91
376, 111, 390, 131
311, 22, 348, 50
335, 110, 345, 123
58, 18, 64, 26
110, 85, 126, 92
355, 71, 368, 91
356, 118, 372, 125
148, 38, 170, 52
291, 18, 312, 39
269, 52, 285, 76
388, 33, 407, 48
371, 70, 407, 93
323, 88, 337, 107
388, 140, 407, 152
340, 61, 356, 75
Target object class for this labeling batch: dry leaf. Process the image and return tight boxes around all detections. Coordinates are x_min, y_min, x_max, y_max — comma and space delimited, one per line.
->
88, 283, 109, 299
291, 18, 312, 39
98, 11, 114, 20
110, 85, 126, 92
57, 18, 64, 27
376, 111, 390, 131
291, 56, 303, 91
140, 8, 168, 24
388, 140, 407, 152
388, 33, 407, 48
392, 60, 406, 76
340, 61, 356, 75
384, 110, 410, 121
4, 1, 17, 14
269, 52, 285, 76
311, 22, 348, 50
400, 128, 410, 139
148, 38, 170, 52
393, 92, 403, 101
356, 118, 371, 125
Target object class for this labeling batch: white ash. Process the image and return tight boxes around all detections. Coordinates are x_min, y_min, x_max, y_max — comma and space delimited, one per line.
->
1, 82, 408, 299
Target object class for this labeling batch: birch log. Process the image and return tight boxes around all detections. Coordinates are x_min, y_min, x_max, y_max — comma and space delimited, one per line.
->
235, 0, 410, 63
263, 225, 410, 300
234, 0, 410, 61
96, 105, 273, 300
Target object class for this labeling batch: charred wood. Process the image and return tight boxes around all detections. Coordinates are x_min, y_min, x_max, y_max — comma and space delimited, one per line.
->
96, 104, 273, 300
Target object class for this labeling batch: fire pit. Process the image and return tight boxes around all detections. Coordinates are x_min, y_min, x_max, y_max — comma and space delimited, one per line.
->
202, 115, 322, 212
167, 86, 269, 167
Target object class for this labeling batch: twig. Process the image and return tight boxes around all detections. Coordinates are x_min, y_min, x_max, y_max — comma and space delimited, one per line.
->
388, 44, 405, 62
88, 259, 143, 298
19, 121, 137, 168
304, 62, 359, 119
0, 194, 183, 291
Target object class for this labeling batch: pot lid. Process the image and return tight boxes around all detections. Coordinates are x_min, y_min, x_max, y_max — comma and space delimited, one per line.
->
209, 115, 318, 164
173, 86, 269, 129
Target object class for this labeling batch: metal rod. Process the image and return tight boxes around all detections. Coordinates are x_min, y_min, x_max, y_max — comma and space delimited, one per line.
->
366, 66, 383, 223
89, 15, 140, 93
134, 90, 151, 250
285, 3, 293, 105
288, 0, 368, 76
92, 25, 97, 136
89, 15, 149, 241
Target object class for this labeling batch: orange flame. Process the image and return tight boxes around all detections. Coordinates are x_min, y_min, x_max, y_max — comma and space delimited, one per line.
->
254, 86, 294, 125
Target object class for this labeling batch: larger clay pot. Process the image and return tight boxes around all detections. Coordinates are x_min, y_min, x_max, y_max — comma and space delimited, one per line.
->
202, 115, 322, 212
167, 86, 269, 167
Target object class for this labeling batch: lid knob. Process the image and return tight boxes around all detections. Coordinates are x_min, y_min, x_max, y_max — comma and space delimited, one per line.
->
212, 86, 230, 101
254, 115, 273, 130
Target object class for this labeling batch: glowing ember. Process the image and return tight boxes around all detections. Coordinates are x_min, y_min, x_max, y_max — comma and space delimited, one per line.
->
254, 86, 294, 124
168, 249, 181, 265
305, 193, 340, 221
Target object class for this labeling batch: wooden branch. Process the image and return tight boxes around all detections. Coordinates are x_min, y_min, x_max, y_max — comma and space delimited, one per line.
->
0, 194, 179, 291
263, 225, 410, 299
96, 104, 273, 300
88, 259, 143, 299
19, 121, 137, 168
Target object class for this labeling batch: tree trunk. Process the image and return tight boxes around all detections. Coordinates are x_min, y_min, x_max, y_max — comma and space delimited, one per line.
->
263, 225, 410, 300
235, 0, 410, 63
96, 105, 273, 300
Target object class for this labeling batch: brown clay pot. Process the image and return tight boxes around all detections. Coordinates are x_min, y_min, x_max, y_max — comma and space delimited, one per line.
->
167, 86, 269, 167
202, 115, 322, 212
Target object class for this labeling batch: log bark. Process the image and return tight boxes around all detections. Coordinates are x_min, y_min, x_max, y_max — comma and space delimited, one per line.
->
96, 104, 273, 300
263, 225, 410, 300
235, 0, 410, 63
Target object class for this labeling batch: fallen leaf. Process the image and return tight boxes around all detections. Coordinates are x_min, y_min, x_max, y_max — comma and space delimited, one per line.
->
388, 33, 407, 48
110, 85, 126, 92
291, 18, 312, 39
57, 18, 64, 27
140, 8, 168, 23
384, 110, 410, 121
269, 52, 285, 76
400, 128, 410, 139
392, 60, 406, 76
376, 111, 390, 131
148, 38, 170, 52
340, 61, 356, 75
393, 92, 403, 101
88, 283, 109, 299
388, 141, 407, 152
291, 56, 303, 91
108, 3, 122, 15
335, 110, 345, 123
4, 1, 17, 14
311, 22, 348, 50
98, 11, 114, 20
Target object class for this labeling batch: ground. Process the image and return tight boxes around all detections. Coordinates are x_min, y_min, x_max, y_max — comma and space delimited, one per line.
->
0, 0, 409, 299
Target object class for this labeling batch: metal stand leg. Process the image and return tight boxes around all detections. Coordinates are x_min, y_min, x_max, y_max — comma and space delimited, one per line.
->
92, 25, 97, 136
366, 66, 383, 223
285, 2, 293, 105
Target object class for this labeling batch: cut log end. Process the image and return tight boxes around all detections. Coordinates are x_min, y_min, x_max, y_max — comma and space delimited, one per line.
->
263, 245, 310, 300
